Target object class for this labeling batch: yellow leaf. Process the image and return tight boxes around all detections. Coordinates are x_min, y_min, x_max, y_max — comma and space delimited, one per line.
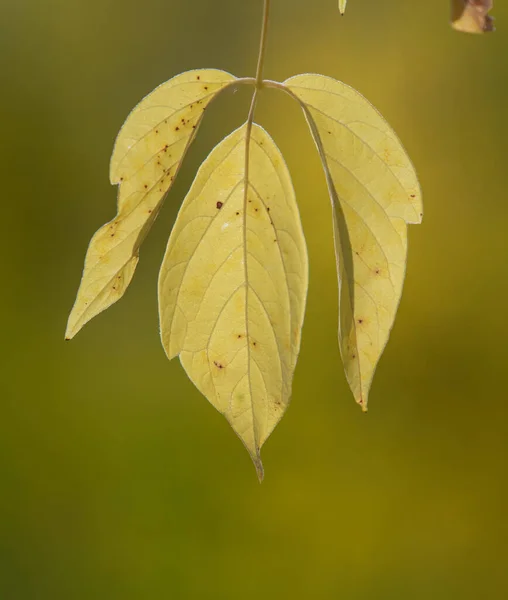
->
284, 74, 422, 410
65, 69, 237, 340
339, 0, 347, 15
158, 123, 308, 479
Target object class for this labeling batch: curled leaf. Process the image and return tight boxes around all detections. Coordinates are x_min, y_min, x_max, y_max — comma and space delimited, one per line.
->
451, 0, 494, 33
65, 69, 237, 340
158, 123, 308, 479
284, 74, 422, 410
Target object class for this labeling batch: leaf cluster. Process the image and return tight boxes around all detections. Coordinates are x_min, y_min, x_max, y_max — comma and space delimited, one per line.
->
66, 2, 424, 479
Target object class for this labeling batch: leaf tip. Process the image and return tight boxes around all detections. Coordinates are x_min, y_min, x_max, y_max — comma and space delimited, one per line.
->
357, 398, 368, 413
64, 319, 79, 341
252, 454, 264, 483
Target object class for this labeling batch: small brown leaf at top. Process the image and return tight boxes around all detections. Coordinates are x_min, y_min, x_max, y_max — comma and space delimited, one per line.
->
451, 0, 495, 34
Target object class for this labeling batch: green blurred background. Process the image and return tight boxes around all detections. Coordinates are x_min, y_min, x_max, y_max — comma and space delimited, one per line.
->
1, 0, 507, 598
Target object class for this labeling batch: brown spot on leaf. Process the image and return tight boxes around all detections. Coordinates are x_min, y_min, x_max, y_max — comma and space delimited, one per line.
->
216, 201, 223, 209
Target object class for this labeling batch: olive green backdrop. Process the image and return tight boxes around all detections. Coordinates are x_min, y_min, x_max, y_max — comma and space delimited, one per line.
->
1, 1, 507, 598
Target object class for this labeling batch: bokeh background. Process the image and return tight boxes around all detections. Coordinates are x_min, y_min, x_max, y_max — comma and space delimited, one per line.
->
1, 0, 507, 598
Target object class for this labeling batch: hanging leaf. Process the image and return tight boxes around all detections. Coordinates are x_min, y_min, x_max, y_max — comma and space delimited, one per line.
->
63, 0, 429, 479
158, 123, 308, 479
283, 74, 422, 410
65, 69, 237, 340
451, 0, 494, 33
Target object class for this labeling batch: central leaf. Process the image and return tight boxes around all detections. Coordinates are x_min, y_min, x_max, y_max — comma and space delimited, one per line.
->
158, 123, 308, 479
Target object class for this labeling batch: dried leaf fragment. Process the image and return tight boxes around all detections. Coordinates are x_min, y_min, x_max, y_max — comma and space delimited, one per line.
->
451, 0, 495, 33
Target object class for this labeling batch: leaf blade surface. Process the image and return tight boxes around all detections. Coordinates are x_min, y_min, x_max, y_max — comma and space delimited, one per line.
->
285, 74, 422, 409
158, 123, 308, 477
66, 69, 237, 339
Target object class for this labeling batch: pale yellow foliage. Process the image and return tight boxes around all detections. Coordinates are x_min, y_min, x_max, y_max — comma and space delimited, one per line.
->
65, 69, 237, 340
158, 124, 308, 479
284, 74, 422, 410
63, 0, 427, 478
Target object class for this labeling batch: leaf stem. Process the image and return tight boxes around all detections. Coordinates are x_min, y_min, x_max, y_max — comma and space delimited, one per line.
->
247, 0, 271, 125
255, 0, 271, 89
241, 0, 271, 480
